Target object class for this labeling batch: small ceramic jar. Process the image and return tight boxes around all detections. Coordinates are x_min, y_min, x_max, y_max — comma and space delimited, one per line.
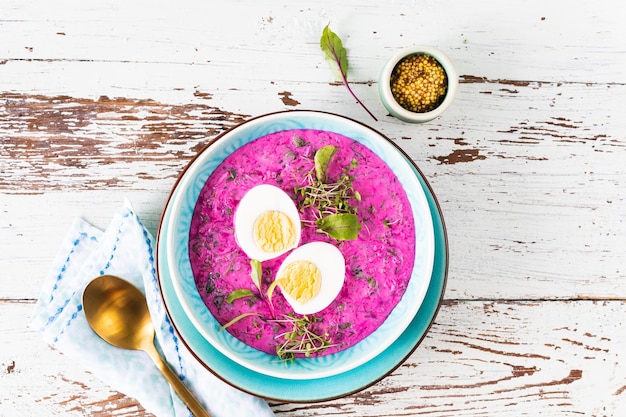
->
379, 46, 458, 123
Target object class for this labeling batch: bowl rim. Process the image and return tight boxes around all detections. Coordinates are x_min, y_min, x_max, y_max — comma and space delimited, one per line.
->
379, 45, 459, 123
155, 109, 436, 379
154, 110, 449, 402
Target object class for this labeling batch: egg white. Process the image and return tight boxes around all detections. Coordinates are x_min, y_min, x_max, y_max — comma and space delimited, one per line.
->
276, 241, 346, 315
233, 184, 301, 261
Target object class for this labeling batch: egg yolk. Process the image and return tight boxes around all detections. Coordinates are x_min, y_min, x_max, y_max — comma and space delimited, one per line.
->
277, 260, 322, 305
253, 210, 297, 254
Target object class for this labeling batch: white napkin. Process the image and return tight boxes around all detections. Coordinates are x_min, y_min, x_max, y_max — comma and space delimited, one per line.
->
30, 200, 274, 417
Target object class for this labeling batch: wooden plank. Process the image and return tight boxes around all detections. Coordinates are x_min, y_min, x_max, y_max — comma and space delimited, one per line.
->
0, 191, 168, 299
2, 1, 625, 416
1, 0, 624, 84
3, 300, 624, 416
1, 80, 624, 300
0, 300, 151, 417
273, 300, 626, 416
2, 79, 624, 193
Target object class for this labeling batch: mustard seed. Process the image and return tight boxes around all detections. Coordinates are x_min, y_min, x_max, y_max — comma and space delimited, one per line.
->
390, 53, 448, 113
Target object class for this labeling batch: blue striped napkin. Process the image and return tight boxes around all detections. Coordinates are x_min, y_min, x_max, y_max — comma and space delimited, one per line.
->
30, 201, 274, 417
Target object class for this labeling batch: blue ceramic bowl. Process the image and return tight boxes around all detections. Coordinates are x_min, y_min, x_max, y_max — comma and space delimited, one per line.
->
160, 110, 435, 381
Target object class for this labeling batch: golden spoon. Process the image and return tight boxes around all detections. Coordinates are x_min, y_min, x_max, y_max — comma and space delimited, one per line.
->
82, 274, 211, 417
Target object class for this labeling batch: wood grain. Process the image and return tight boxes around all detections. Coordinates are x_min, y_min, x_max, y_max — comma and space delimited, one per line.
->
2, 81, 624, 301
2, 0, 626, 415
272, 299, 626, 416
3, 300, 624, 416
0, 92, 248, 192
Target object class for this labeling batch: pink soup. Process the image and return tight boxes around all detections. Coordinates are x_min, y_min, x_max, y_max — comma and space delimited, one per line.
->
189, 129, 416, 357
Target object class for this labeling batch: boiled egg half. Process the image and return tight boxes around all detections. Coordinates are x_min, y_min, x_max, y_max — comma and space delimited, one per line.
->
275, 241, 346, 315
234, 184, 301, 262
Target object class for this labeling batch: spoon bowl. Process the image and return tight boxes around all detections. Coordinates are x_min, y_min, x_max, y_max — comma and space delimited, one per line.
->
82, 274, 211, 417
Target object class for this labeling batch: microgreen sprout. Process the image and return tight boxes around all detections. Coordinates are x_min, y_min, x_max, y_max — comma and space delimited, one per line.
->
250, 259, 262, 291
383, 217, 401, 229
218, 312, 261, 332
295, 146, 362, 240
271, 313, 337, 361
266, 279, 281, 313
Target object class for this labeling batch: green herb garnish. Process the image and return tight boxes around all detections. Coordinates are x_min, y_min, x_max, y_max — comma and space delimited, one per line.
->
271, 314, 336, 361
218, 312, 261, 331
295, 146, 362, 240
320, 24, 377, 121
366, 276, 377, 287
225, 289, 254, 304
266, 279, 281, 310
250, 259, 262, 291
316, 213, 361, 240
383, 217, 401, 229
292, 135, 308, 147
314, 144, 338, 182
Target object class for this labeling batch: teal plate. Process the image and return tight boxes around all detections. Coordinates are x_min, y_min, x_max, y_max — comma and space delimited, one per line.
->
165, 110, 434, 380
156, 111, 448, 402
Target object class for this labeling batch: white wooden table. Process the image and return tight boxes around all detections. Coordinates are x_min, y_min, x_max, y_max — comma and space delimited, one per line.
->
2, 1, 625, 415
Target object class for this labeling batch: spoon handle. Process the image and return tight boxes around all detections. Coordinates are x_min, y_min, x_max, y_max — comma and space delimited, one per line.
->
144, 343, 212, 417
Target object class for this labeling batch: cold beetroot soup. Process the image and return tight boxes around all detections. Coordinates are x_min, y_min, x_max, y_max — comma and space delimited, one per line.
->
188, 129, 416, 358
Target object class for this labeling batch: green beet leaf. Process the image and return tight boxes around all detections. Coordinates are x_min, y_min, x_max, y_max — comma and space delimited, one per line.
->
317, 213, 362, 240
320, 24, 349, 81
320, 24, 377, 121
314, 145, 338, 183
